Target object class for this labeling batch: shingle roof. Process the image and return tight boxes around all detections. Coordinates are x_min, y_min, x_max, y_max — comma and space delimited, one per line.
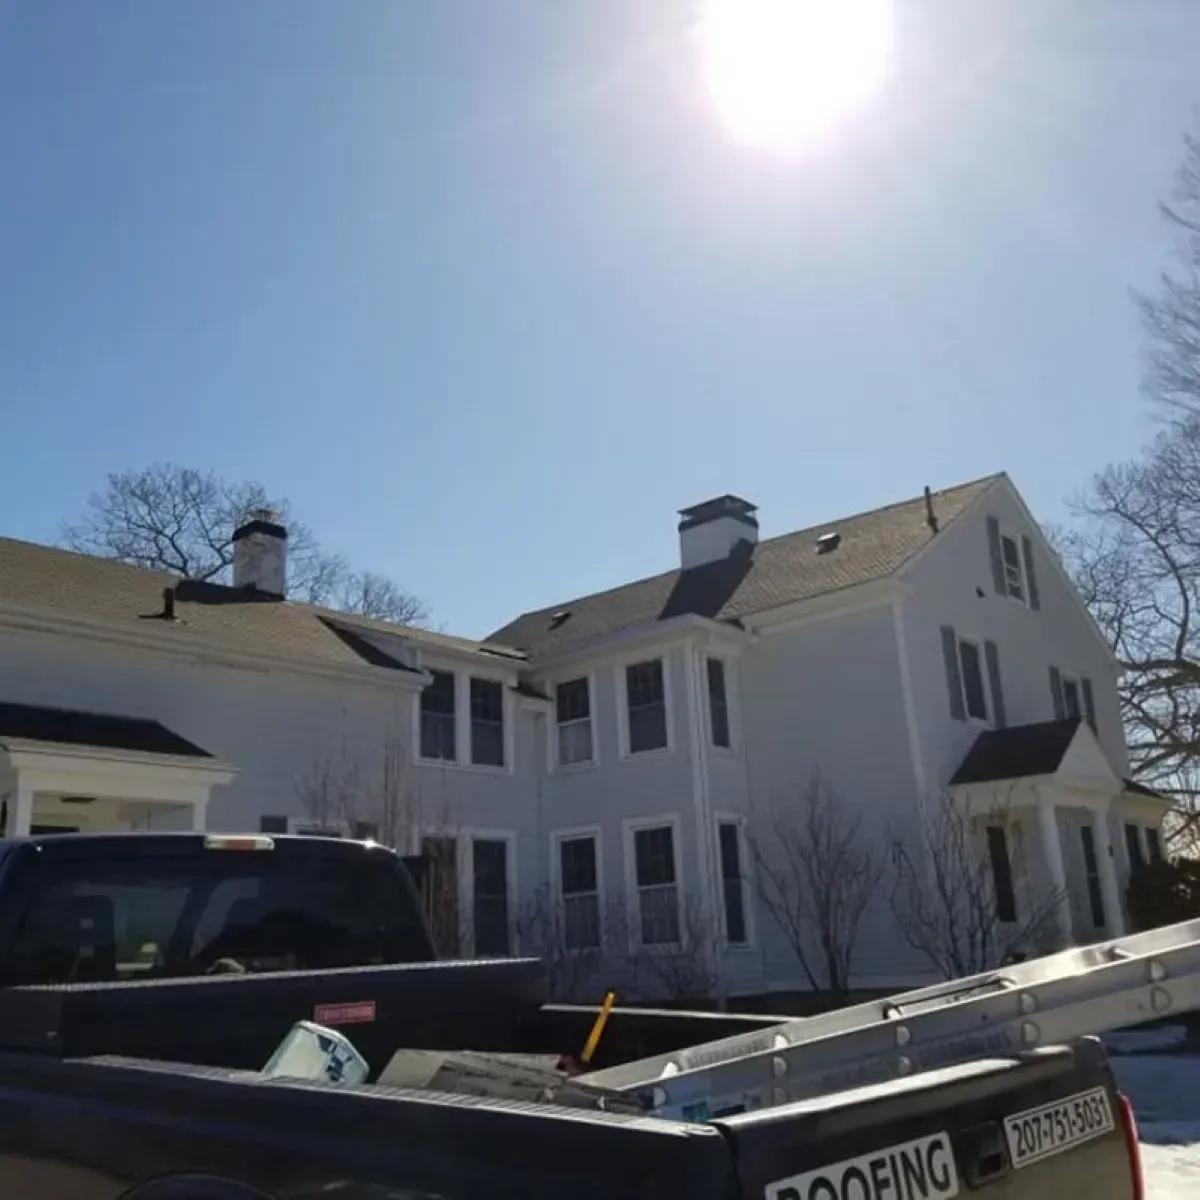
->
949, 719, 1082, 786
0, 537, 524, 673
489, 476, 1000, 661
0, 701, 213, 758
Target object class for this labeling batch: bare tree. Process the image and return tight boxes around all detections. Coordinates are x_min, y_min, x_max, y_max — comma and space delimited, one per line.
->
1131, 120, 1200, 419
750, 775, 883, 1003
616, 893, 719, 1004
63, 463, 427, 624
515, 885, 609, 1003
1057, 421, 1200, 823
888, 791, 1068, 980
1052, 119, 1200, 826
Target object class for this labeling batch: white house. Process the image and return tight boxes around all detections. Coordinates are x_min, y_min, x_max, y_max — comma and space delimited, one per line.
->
0, 476, 1168, 1000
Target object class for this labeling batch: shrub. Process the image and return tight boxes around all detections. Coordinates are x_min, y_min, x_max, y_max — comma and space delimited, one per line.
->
1126, 857, 1200, 931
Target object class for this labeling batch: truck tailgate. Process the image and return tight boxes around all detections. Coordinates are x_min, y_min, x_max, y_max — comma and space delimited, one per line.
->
715, 1037, 1136, 1200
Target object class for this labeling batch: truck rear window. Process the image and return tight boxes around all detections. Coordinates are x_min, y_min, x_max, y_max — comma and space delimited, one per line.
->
0, 852, 432, 985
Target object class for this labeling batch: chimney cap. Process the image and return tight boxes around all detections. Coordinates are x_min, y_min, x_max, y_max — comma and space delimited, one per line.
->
232, 509, 288, 543
678, 494, 759, 532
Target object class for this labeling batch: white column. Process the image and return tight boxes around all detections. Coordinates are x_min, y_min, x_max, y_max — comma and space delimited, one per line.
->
11, 783, 34, 838
1092, 809, 1126, 937
1037, 801, 1074, 945
188, 796, 210, 832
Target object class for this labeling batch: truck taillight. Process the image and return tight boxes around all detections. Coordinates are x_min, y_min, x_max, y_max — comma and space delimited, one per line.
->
204, 834, 275, 852
1116, 1092, 1144, 1200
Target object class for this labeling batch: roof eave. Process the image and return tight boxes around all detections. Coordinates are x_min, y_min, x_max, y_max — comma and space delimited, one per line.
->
526, 613, 752, 674
743, 577, 910, 637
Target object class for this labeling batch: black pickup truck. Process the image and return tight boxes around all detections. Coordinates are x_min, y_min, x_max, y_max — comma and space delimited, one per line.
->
0, 832, 1148, 1200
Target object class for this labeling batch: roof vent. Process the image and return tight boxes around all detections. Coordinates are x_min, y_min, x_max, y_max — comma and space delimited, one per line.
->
548, 611, 571, 630
816, 531, 841, 554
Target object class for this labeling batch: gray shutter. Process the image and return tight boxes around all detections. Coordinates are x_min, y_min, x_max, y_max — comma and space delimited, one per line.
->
259, 815, 289, 833
984, 641, 1007, 728
1022, 535, 1041, 610
987, 517, 1006, 595
1082, 678, 1097, 733
942, 626, 966, 721
1049, 666, 1065, 719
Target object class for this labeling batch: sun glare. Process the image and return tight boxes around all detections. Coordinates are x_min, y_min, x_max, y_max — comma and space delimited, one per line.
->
699, 0, 893, 150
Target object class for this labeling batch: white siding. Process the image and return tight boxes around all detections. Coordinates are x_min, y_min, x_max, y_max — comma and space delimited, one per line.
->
0, 625, 545, 953
737, 603, 930, 992
900, 479, 1126, 793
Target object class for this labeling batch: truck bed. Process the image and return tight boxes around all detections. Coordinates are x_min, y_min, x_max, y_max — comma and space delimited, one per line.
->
0, 1033, 1139, 1199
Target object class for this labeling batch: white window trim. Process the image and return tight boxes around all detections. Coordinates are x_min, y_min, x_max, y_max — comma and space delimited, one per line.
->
412, 667, 515, 775
550, 824, 606, 951
414, 824, 520, 958
622, 813, 685, 952
956, 634, 991, 725
999, 528, 1029, 606
714, 812, 754, 950
616, 654, 675, 760
705, 654, 737, 755
549, 674, 599, 773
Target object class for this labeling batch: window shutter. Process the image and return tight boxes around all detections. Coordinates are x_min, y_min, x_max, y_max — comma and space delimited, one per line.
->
984, 641, 1007, 728
941, 626, 966, 721
1021, 535, 1041, 610
1049, 666, 1065, 719
259, 815, 288, 833
987, 517, 1006, 595
1081, 678, 1097, 733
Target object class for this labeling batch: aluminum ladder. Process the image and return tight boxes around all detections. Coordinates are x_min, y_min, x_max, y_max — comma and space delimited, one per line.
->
577, 916, 1200, 1121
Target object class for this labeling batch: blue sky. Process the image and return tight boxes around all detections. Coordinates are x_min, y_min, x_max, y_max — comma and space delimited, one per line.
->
1, 1, 1196, 638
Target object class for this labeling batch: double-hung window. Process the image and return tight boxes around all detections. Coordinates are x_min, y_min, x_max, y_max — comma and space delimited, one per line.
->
470, 678, 505, 767
999, 531, 1026, 602
420, 671, 457, 761
557, 834, 601, 950
957, 638, 989, 722
717, 820, 748, 945
555, 678, 594, 767
707, 658, 732, 749
632, 824, 680, 945
471, 839, 510, 956
626, 660, 668, 754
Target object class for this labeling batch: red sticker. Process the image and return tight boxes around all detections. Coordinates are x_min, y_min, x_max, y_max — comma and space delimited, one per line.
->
314, 1000, 377, 1026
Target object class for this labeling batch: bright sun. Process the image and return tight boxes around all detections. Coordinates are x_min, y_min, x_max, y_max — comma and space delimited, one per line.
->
698, 0, 893, 149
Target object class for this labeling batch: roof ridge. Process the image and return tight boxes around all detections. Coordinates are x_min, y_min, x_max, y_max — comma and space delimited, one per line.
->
500, 473, 1003, 626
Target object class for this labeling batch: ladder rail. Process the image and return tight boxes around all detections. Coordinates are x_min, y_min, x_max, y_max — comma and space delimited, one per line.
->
577, 916, 1200, 1118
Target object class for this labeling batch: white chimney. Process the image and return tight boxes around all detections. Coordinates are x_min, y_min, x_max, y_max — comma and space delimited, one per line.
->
678, 495, 759, 570
232, 508, 287, 596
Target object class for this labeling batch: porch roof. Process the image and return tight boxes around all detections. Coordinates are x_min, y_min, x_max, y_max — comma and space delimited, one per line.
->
0, 702, 237, 836
949, 718, 1081, 786
0, 701, 213, 760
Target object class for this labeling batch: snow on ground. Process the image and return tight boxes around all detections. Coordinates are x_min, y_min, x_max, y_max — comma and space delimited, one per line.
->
1109, 1047, 1200, 1198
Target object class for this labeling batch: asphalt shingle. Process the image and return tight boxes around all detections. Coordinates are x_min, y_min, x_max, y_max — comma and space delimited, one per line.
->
489, 476, 1000, 661
0, 537, 522, 672
0, 700, 214, 758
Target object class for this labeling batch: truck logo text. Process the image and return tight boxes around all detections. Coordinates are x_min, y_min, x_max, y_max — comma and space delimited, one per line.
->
766, 1131, 960, 1200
